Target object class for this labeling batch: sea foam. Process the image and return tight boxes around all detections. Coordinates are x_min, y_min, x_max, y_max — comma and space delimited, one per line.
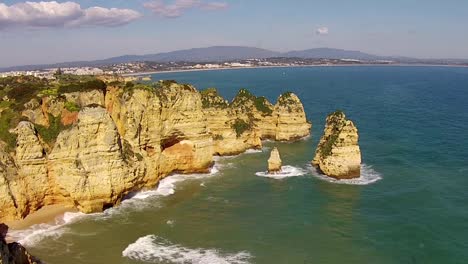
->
122, 235, 252, 264
8, 212, 85, 247
309, 164, 383, 185
9, 164, 222, 247
255, 165, 307, 179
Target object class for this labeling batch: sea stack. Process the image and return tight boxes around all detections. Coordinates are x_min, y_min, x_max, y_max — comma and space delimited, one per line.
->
312, 111, 361, 179
268, 147, 282, 173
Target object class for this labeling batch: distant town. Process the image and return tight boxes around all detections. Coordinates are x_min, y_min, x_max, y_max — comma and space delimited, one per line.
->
2, 56, 467, 79
0, 58, 396, 79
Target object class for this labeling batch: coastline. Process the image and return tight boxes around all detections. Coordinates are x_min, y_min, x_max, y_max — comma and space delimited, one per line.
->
122, 63, 468, 77
5, 204, 77, 236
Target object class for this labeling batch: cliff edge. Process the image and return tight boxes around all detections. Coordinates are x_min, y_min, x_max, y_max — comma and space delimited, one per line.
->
0, 77, 311, 221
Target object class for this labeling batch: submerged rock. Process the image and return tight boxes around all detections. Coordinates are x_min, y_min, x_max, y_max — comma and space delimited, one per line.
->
268, 147, 282, 173
0, 224, 42, 264
312, 111, 361, 179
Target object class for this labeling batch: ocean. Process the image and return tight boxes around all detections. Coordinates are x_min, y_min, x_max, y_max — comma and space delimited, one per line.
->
11, 66, 468, 264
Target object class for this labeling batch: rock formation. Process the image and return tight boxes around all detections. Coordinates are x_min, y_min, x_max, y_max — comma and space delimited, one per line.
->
0, 80, 311, 222
312, 111, 361, 179
268, 147, 282, 173
0, 224, 42, 264
201, 88, 311, 155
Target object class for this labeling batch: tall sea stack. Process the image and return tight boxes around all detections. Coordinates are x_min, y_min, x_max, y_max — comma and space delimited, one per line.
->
312, 111, 361, 179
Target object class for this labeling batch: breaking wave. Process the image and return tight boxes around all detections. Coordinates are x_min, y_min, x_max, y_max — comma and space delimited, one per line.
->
8, 212, 86, 247
9, 164, 222, 247
309, 164, 383, 185
122, 235, 252, 264
255, 165, 307, 179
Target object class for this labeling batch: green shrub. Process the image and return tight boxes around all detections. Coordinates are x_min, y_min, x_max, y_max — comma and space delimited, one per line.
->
231, 89, 273, 115
253, 96, 273, 115
58, 79, 106, 94
201, 88, 229, 109
64, 101, 80, 112
0, 109, 20, 150
35, 114, 69, 145
320, 133, 338, 158
231, 119, 252, 138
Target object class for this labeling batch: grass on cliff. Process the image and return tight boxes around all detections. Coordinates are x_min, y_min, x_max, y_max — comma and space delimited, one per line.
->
201, 88, 229, 109
58, 79, 106, 94
0, 109, 21, 150
319, 110, 346, 158
231, 89, 273, 115
231, 118, 252, 138
34, 114, 69, 145
320, 133, 338, 158
253, 96, 273, 115
64, 101, 81, 112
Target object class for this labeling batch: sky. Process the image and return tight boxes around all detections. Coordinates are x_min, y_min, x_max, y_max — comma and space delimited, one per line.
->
1, 0, 468, 67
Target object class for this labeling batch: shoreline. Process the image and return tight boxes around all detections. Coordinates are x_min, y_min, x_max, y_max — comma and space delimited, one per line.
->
122, 63, 468, 77
4, 204, 77, 241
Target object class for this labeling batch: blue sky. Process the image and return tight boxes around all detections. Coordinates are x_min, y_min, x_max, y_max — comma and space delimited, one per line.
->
1, 0, 467, 67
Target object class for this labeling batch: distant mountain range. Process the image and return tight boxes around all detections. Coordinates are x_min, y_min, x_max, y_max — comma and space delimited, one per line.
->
2, 46, 467, 71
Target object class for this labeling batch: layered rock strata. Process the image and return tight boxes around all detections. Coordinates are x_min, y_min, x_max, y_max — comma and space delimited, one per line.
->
312, 111, 361, 179
0, 81, 311, 221
201, 88, 311, 155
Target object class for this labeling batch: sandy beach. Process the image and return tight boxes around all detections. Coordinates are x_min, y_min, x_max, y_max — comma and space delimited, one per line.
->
5, 204, 77, 235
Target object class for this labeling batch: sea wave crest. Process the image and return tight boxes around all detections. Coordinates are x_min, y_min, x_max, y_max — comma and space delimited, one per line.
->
255, 165, 307, 179
122, 235, 252, 264
8, 212, 85, 247
309, 164, 382, 185
9, 164, 222, 246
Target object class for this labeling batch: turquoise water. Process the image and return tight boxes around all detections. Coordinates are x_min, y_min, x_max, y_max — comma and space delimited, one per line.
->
15, 66, 468, 263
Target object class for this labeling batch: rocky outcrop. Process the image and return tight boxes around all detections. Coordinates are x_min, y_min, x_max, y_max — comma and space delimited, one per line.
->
268, 147, 282, 173
0, 224, 42, 264
0, 81, 311, 221
48, 107, 133, 213
201, 88, 262, 155
272, 93, 311, 141
11, 122, 49, 218
0, 142, 18, 221
312, 111, 361, 179
201, 88, 311, 155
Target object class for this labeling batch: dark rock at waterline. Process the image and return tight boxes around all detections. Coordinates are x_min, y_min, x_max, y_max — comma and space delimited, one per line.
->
0, 223, 42, 264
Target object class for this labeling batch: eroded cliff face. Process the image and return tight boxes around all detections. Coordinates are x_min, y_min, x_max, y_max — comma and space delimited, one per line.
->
312, 111, 361, 179
201, 88, 311, 155
0, 81, 310, 221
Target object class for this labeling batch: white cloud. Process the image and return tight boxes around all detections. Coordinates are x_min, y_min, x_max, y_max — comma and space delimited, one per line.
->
144, 0, 228, 18
0, 1, 142, 30
316, 27, 329, 36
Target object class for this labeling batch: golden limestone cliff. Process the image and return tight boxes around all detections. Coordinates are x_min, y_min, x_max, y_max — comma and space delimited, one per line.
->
0, 80, 310, 221
201, 88, 311, 155
267, 147, 282, 173
312, 111, 361, 179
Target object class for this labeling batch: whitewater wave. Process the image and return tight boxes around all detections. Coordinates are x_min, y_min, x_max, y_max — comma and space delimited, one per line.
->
135, 164, 220, 199
255, 165, 307, 179
9, 164, 222, 247
8, 212, 86, 247
244, 148, 263, 154
122, 235, 252, 264
309, 164, 382, 185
